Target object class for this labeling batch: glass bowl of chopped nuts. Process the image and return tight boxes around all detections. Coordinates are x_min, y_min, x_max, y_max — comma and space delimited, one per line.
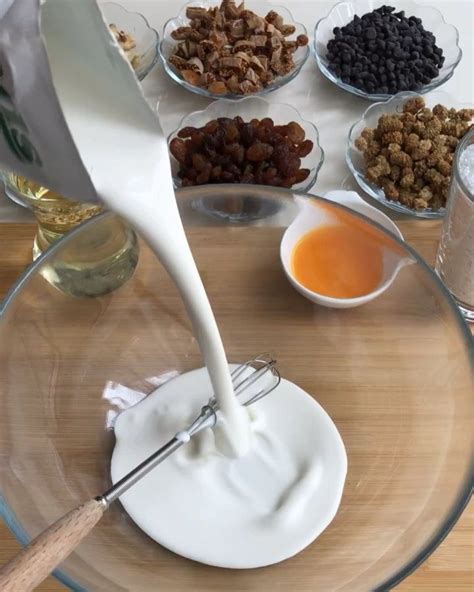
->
168, 96, 324, 198
101, 2, 160, 81
346, 91, 474, 218
159, 0, 310, 100
314, 1, 462, 102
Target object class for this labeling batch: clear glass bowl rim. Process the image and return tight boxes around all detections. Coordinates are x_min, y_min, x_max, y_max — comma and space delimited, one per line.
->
0, 187, 472, 591
313, 0, 463, 102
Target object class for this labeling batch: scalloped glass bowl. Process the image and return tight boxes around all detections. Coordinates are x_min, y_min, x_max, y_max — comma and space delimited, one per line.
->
159, 1, 310, 100
346, 90, 471, 218
101, 2, 160, 81
314, 0, 462, 102
0, 186, 472, 592
168, 96, 324, 193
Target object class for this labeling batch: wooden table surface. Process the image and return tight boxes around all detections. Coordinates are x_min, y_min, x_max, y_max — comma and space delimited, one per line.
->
0, 221, 472, 591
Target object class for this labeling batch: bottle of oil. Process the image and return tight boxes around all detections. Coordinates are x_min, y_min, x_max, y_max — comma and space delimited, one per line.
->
4, 173, 139, 297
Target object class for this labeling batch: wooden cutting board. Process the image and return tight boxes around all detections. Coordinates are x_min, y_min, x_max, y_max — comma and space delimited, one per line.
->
0, 221, 472, 591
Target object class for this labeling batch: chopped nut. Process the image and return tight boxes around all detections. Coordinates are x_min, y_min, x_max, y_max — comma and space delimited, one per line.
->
208, 80, 228, 93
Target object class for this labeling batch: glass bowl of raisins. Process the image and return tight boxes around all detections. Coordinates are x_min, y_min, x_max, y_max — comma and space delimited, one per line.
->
168, 96, 324, 197
314, 0, 462, 102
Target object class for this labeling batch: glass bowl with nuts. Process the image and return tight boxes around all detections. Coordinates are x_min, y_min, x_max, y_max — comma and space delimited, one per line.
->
101, 2, 160, 81
159, 0, 310, 99
168, 96, 324, 193
314, 1, 462, 102
346, 91, 474, 218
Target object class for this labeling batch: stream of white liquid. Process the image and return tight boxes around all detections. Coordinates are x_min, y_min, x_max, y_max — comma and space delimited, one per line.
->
43, 6, 250, 458
41, 4, 347, 566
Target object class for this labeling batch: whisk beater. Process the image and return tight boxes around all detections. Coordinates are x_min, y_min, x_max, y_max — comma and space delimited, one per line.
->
101, 353, 280, 505
0, 355, 280, 592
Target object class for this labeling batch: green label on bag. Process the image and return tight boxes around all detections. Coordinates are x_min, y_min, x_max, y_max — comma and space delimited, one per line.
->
0, 65, 42, 166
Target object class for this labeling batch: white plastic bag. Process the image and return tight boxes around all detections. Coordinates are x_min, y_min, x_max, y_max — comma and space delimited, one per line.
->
0, 0, 160, 202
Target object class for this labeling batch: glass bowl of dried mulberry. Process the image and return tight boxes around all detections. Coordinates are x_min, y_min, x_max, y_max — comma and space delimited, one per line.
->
168, 96, 324, 192
159, 0, 309, 99
314, 1, 462, 101
346, 91, 474, 218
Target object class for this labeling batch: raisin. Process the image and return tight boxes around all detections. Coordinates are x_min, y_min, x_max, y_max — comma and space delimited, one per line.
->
203, 120, 219, 134
296, 139, 313, 157
246, 142, 274, 161
211, 165, 222, 180
286, 122, 305, 143
240, 123, 255, 146
211, 127, 226, 151
184, 168, 198, 181
263, 167, 279, 184
295, 168, 310, 183
203, 146, 217, 161
178, 126, 197, 139
196, 169, 211, 184
225, 163, 241, 177
192, 152, 210, 172
225, 122, 240, 142
221, 171, 235, 182
170, 138, 188, 164
280, 176, 297, 188
225, 142, 245, 164
274, 125, 289, 136
279, 155, 300, 176
272, 143, 291, 166
190, 131, 205, 146
256, 124, 273, 142
260, 117, 274, 128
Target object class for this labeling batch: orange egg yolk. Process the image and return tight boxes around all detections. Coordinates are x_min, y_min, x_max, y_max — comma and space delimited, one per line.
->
291, 224, 384, 299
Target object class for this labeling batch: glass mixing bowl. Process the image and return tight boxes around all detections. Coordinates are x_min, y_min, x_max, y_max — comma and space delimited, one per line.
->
0, 186, 472, 591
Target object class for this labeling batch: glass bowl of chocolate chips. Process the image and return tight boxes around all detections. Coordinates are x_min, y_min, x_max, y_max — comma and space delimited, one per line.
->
314, 1, 462, 102
159, 0, 310, 99
168, 96, 324, 193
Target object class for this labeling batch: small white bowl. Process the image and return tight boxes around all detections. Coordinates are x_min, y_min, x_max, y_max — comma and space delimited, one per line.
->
280, 190, 410, 309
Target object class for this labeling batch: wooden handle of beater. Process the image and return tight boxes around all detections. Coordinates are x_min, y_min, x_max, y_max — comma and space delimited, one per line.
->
0, 498, 105, 592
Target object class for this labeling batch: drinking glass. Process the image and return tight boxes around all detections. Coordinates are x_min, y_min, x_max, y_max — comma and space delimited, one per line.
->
2, 173, 139, 297
435, 129, 474, 322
